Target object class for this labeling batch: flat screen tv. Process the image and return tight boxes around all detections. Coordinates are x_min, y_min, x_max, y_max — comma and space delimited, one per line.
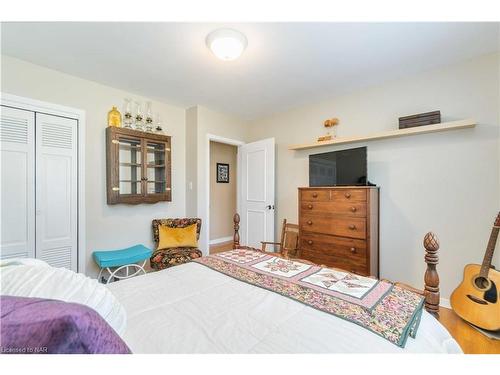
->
309, 147, 367, 187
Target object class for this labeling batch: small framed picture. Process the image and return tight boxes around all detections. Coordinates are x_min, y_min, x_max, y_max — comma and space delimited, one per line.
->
216, 163, 229, 183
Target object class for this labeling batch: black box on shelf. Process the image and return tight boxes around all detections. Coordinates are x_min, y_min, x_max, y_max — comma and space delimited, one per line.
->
398, 110, 441, 129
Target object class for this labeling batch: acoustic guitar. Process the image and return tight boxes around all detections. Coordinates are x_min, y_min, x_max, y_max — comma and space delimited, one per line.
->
450, 212, 500, 331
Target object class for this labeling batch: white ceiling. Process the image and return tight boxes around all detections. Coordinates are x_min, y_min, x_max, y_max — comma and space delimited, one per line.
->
1, 22, 499, 120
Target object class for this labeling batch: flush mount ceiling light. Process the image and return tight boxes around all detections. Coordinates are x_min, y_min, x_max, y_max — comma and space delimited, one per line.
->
206, 28, 248, 61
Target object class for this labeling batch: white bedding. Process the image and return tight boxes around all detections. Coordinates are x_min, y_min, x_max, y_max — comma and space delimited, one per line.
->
107, 262, 462, 353
1, 258, 127, 336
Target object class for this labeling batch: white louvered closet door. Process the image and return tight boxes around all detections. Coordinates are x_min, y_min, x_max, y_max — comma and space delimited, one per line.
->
0, 106, 36, 260
35, 113, 78, 271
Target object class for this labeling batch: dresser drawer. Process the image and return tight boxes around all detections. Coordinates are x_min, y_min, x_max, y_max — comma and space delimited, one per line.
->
300, 200, 367, 217
300, 189, 330, 201
300, 232, 367, 259
331, 189, 366, 202
300, 215, 366, 239
299, 247, 368, 275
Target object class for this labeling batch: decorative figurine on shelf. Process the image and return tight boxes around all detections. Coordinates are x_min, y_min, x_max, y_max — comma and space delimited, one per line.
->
134, 101, 144, 131
145, 101, 154, 132
154, 113, 164, 134
123, 98, 133, 128
317, 118, 339, 142
107, 106, 122, 127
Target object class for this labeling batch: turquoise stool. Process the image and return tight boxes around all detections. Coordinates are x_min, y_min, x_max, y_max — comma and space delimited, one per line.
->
93, 244, 152, 284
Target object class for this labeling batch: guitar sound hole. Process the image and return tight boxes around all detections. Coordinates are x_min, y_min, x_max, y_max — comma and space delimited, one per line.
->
484, 280, 497, 304
474, 276, 490, 290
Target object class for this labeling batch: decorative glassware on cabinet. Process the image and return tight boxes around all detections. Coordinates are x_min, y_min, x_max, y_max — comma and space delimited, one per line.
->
123, 98, 133, 128
107, 106, 122, 127
145, 101, 154, 132
154, 113, 164, 134
134, 101, 144, 131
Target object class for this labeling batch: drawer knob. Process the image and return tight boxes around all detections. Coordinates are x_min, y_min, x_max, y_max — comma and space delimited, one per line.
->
308, 204, 313, 209
307, 240, 313, 245
350, 206, 357, 212
312, 193, 318, 198
350, 247, 356, 253
344, 192, 351, 198
307, 220, 313, 225
348, 224, 356, 230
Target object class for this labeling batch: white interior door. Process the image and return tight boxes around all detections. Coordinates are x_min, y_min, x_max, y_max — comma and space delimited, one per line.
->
36, 113, 78, 271
239, 138, 275, 249
0, 106, 35, 259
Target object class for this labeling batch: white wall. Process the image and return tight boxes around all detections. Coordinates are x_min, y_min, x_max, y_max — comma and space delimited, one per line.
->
1, 55, 187, 277
248, 53, 500, 300
185, 106, 198, 217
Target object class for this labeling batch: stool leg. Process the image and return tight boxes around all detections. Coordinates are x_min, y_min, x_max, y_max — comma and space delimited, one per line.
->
106, 261, 147, 283
97, 268, 104, 283
105, 267, 113, 284
138, 259, 147, 275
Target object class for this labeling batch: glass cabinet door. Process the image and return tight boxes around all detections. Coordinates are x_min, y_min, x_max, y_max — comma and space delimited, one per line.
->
117, 136, 143, 196
145, 140, 169, 196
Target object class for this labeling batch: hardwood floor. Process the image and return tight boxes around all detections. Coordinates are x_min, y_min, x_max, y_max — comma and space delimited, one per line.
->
437, 306, 500, 354
209, 241, 233, 254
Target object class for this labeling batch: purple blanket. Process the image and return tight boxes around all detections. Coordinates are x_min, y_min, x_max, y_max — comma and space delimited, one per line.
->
0, 295, 131, 354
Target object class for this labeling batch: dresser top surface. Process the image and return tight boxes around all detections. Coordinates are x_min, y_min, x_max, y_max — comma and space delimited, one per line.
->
298, 186, 379, 190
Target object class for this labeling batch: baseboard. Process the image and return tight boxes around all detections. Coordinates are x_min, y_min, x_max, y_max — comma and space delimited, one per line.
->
209, 236, 233, 245
440, 298, 451, 309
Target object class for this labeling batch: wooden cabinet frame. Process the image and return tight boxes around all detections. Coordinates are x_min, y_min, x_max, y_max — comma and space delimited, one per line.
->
106, 127, 172, 204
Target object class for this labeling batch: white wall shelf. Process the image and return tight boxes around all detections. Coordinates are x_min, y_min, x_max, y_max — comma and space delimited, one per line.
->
288, 119, 476, 151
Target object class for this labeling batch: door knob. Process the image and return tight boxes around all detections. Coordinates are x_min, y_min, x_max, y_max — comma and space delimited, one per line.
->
266, 205, 275, 210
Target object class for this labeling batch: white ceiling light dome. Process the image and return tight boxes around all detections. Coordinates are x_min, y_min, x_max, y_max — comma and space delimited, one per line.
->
206, 28, 248, 61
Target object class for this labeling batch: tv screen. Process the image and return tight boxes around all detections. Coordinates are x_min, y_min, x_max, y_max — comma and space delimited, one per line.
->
309, 147, 367, 187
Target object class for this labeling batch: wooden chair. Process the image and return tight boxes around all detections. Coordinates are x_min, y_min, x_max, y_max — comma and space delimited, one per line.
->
261, 219, 300, 258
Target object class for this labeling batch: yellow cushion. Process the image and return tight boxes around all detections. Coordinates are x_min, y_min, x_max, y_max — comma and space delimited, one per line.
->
157, 224, 198, 250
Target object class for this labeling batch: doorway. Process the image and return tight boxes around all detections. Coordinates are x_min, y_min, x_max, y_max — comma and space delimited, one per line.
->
209, 141, 238, 254
204, 134, 275, 255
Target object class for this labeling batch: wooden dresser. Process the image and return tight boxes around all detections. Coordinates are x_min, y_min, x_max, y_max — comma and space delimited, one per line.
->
298, 187, 379, 277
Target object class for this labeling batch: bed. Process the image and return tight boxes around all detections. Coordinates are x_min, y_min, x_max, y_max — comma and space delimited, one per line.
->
106, 214, 461, 353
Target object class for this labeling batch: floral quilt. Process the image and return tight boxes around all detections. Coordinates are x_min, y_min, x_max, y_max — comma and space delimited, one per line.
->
194, 249, 424, 347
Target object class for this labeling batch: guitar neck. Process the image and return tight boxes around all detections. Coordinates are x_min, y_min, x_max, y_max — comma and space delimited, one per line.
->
480, 226, 500, 277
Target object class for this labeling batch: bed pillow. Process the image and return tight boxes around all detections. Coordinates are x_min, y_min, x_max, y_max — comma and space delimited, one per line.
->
0, 259, 127, 336
157, 223, 198, 249
0, 295, 131, 354
0, 258, 50, 268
